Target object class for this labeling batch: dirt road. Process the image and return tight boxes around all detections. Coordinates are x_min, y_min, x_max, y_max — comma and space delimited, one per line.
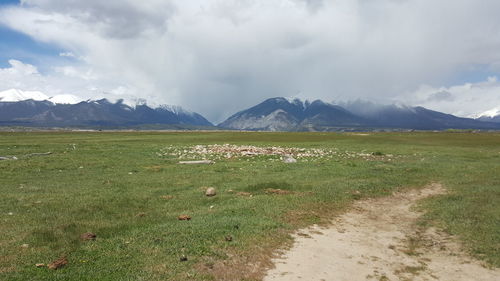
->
264, 183, 499, 281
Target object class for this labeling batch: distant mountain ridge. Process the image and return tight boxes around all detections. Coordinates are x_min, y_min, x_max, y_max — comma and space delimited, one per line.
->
219, 97, 366, 131
0, 98, 213, 127
218, 97, 500, 131
2, 90, 500, 130
473, 107, 500, 123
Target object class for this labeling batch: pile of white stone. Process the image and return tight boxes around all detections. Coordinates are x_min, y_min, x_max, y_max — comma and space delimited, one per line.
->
160, 144, 338, 161
159, 144, 400, 162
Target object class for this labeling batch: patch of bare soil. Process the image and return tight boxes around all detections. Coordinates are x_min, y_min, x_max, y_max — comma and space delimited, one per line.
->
264, 183, 500, 281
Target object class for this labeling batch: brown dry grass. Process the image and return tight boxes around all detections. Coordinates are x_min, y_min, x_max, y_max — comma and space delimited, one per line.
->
144, 165, 163, 172
195, 195, 349, 280
195, 229, 294, 281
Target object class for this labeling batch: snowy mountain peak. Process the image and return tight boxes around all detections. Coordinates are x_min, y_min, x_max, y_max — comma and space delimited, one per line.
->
48, 94, 82, 104
282, 97, 303, 104
471, 107, 500, 118
158, 104, 195, 116
0, 88, 49, 102
0, 89, 84, 105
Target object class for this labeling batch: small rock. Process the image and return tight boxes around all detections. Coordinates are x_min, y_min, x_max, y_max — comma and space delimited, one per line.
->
48, 256, 68, 270
35, 263, 45, 268
20, 244, 29, 248
225, 235, 233, 242
8, 212, 13, 216
178, 214, 191, 221
283, 155, 297, 163
205, 187, 216, 197
80, 232, 97, 241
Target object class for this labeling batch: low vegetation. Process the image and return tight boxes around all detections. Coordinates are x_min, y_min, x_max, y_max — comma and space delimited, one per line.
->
0, 131, 498, 280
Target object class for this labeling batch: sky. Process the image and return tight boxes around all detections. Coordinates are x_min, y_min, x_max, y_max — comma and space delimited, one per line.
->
0, 0, 500, 122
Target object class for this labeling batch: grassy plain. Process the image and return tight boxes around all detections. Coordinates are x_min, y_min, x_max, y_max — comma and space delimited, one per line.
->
0, 131, 499, 280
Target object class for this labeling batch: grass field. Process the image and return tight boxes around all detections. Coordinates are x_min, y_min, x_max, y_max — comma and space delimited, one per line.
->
1, 131, 499, 280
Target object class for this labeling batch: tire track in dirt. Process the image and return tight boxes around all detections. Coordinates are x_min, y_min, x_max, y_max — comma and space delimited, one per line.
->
264, 183, 500, 281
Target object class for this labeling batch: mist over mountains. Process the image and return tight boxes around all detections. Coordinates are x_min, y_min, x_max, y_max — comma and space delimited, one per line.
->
1, 89, 499, 130
218, 97, 500, 131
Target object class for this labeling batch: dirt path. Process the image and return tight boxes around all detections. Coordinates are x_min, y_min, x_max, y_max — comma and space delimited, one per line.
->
264, 183, 500, 281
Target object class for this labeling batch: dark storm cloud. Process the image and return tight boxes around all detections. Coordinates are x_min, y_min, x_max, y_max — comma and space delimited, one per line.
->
1, 0, 500, 121
427, 91, 455, 102
21, 0, 174, 38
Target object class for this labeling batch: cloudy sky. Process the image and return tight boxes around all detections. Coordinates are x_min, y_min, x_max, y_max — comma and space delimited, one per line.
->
1, 0, 500, 122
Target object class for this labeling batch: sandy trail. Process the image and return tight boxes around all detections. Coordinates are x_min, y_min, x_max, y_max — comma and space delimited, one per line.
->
264, 183, 500, 281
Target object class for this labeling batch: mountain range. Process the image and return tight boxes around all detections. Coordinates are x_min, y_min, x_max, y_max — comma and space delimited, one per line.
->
218, 97, 500, 131
1, 89, 499, 130
0, 90, 212, 128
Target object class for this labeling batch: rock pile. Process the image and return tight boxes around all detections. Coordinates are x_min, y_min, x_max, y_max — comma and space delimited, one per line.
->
161, 144, 337, 161
160, 144, 402, 162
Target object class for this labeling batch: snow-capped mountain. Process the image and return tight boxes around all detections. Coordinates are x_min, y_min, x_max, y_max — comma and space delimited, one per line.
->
0, 89, 213, 127
0, 88, 82, 104
340, 100, 495, 129
0, 88, 49, 102
218, 97, 500, 131
473, 107, 500, 123
219, 97, 368, 131
47, 94, 82, 104
2, 89, 499, 130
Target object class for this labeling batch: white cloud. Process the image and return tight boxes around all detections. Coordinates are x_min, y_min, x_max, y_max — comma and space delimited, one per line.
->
53, 66, 97, 81
0, 59, 134, 101
1, 0, 500, 122
0, 59, 43, 89
1, 59, 39, 76
59, 52, 75, 57
399, 77, 500, 117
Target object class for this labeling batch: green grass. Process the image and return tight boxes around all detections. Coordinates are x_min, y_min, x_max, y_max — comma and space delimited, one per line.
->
0, 131, 499, 280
